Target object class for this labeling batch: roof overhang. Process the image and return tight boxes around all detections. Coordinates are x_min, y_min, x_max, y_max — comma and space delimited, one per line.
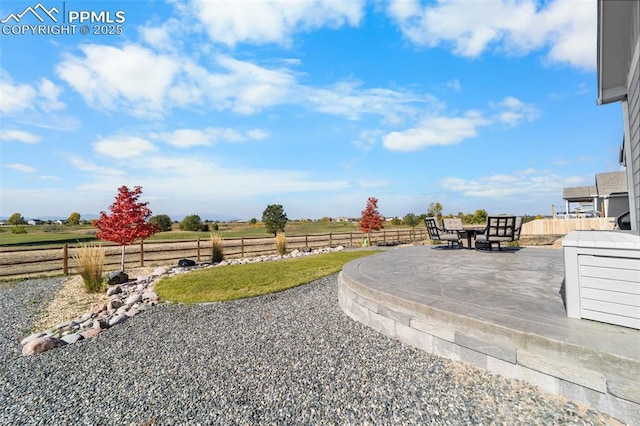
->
597, 0, 634, 105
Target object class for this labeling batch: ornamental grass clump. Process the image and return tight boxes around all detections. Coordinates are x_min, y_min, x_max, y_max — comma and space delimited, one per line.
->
211, 233, 224, 263
73, 244, 105, 293
276, 232, 287, 255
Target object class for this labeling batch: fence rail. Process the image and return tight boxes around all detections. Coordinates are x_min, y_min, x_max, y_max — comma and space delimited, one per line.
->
0, 229, 426, 280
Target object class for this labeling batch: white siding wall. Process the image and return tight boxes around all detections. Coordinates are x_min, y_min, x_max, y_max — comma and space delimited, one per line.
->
627, 2, 640, 231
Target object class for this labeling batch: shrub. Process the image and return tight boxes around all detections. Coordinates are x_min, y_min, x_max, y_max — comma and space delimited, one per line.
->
149, 214, 173, 232
41, 223, 64, 233
211, 233, 224, 263
180, 214, 202, 231
73, 244, 105, 293
12, 225, 27, 234
276, 233, 287, 255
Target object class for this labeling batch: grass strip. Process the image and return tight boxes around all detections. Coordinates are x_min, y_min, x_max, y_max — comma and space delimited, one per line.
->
155, 250, 381, 303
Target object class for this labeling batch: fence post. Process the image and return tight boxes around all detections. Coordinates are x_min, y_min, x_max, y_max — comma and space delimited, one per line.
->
397, 229, 400, 243
197, 238, 201, 262
329, 232, 332, 248
349, 232, 353, 247
305, 234, 308, 246
63, 244, 68, 275
140, 240, 144, 267
383, 231, 386, 244
241, 237, 244, 257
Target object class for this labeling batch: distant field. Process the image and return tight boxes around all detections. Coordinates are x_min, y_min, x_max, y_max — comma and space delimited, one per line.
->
0, 221, 418, 248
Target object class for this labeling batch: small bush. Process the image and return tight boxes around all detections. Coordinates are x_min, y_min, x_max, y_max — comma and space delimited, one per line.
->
12, 225, 27, 234
276, 233, 287, 255
211, 233, 224, 263
41, 223, 64, 233
73, 244, 105, 293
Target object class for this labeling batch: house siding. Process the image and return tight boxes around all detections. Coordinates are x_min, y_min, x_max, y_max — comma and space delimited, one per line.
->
628, 31, 639, 231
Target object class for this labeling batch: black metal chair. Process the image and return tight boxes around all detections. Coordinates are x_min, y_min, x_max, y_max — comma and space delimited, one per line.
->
616, 211, 631, 230
475, 215, 518, 251
425, 217, 461, 248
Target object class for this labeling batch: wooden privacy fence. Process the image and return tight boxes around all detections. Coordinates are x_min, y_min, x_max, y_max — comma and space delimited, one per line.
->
521, 218, 616, 235
0, 229, 426, 280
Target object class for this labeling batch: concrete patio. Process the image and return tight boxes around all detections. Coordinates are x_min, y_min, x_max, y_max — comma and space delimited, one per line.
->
338, 245, 640, 425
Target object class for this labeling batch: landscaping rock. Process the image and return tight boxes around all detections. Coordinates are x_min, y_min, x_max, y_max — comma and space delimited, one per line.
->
108, 314, 128, 327
125, 294, 142, 305
107, 299, 123, 310
61, 334, 84, 344
106, 286, 122, 296
106, 271, 129, 285
80, 328, 102, 339
178, 259, 196, 267
21, 337, 66, 356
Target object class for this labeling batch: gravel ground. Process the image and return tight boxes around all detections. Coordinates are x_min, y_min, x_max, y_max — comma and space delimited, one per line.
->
0, 274, 615, 425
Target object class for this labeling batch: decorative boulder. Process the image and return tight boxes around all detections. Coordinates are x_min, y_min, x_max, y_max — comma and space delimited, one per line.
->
22, 337, 67, 356
105, 271, 129, 285
300, 246, 313, 253
178, 259, 196, 267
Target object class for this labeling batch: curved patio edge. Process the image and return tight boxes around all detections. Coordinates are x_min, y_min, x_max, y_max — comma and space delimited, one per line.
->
338, 250, 640, 425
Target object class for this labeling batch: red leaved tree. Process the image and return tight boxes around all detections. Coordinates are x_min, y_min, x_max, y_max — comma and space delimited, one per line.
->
94, 185, 159, 271
359, 197, 384, 246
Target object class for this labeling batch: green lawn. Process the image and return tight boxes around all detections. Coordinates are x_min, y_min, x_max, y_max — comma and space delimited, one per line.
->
155, 250, 381, 303
0, 226, 97, 247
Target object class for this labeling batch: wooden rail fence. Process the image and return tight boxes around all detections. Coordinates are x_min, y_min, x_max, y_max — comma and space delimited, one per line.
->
0, 229, 426, 280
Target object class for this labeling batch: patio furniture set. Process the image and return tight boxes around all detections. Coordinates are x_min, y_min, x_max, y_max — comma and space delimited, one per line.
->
425, 216, 523, 251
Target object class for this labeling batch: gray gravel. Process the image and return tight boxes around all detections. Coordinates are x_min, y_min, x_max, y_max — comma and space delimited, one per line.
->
0, 274, 614, 425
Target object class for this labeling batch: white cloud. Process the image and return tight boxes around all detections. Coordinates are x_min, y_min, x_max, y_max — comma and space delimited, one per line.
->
494, 96, 540, 127
5, 163, 36, 173
139, 18, 184, 52
382, 95, 540, 152
0, 80, 36, 114
353, 129, 383, 151
93, 136, 157, 159
387, 0, 596, 70
0, 72, 65, 114
193, 0, 364, 46
442, 169, 583, 200
0, 129, 41, 143
37, 79, 65, 112
383, 111, 489, 152
153, 127, 267, 148
55, 45, 431, 123
40, 175, 60, 181
357, 180, 389, 188
304, 81, 431, 123
56, 44, 179, 117
67, 155, 125, 176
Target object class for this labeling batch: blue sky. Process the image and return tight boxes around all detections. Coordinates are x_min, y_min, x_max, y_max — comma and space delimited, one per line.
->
0, 0, 624, 221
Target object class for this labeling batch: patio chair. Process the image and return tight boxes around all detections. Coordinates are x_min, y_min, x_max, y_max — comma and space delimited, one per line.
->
425, 217, 461, 248
475, 215, 520, 251
443, 218, 464, 232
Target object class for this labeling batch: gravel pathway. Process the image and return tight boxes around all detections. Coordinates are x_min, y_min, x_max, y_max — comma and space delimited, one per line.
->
0, 275, 615, 425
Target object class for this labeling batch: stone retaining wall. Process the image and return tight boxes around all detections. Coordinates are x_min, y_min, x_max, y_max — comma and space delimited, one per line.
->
337, 272, 640, 425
